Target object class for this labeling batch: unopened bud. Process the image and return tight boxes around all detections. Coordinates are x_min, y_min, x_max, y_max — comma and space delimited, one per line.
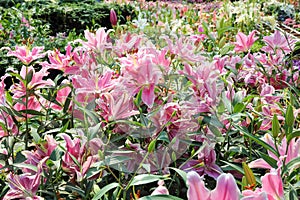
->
110, 9, 117, 26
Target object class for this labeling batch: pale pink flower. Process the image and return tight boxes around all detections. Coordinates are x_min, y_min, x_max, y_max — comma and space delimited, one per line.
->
81, 28, 112, 52
241, 188, 268, 200
3, 158, 47, 200
182, 142, 222, 179
50, 81, 72, 111
72, 69, 115, 105
6, 46, 46, 65
61, 134, 102, 182
120, 53, 163, 108
10, 66, 54, 99
113, 33, 142, 57
41, 44, 73, 71
96, 92, 139, 121
151, 180, 169, 195
262, 30, 295, 54
234, 30, 258, 53
22, 135, 57, 173
261, 169, 284, 200
187, 171, 241, 200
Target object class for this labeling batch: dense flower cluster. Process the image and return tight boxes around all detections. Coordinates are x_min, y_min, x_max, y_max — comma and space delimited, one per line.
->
0, 0, 299, 199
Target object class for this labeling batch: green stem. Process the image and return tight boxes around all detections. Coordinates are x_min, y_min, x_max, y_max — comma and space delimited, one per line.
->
25, 65, 29, 149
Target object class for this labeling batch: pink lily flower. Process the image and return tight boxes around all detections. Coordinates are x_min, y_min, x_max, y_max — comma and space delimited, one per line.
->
96, 92, 139, 121
72, 70, 115, 106
242, 168, 284, 200
113, 33, 142, 57
10, 66, 54, 99
61, 134, 102, 182
41, 43, 73, 71
120, 53, 162, 108
50, 81, 72, 111
81, 28, 112, 52
249, 133, 300, 169
22, 135, 57, 173
3, 158, 47, 200
182, 142, 222, 179
234, 30, 258, 53
151, 180, 169, 195
261, 169, 284, 200
262, 30, 295, 54
241, 188, 268, 200
6, 46, 46, 65
187, 171, 241, 200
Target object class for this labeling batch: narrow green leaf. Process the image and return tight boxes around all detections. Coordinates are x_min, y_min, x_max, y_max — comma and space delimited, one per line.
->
139, 195, 183, 200
92, 182, 119, 200
283, 157, 300, 175
19, 109, 44, 116
287, 130, 300, 143
63, 91, 72, 113
129, 174, 169, 187
169, 167, 187, 185
233, 103, 245, 113
25, 69, 33, 84
202, 115, 224, 128
235, 125, 279, 157
148, 139, 156, 153
221, 160, 261, 185
65, 185, 85, 197
13, 163, 37, 172
257, 151, 278, 169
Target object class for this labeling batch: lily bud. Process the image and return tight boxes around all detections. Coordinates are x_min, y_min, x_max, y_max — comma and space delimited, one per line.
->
110, 9, 117, 26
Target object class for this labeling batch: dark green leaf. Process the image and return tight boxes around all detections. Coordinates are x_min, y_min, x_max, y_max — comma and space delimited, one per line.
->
19, 109, 45, 116
92, 182, 119, 200
235, 125, 279, 157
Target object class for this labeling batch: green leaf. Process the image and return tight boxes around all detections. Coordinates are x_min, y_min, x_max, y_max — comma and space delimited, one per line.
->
272, 114, 280, 138
25, 69, 33, 84
202, 115, 224, 128
287, 130, 300, 143
169, 167, 187, 185
283, 157, 300, 175
92, 182, 119, 200
233, 102, 245, 113
208, 124, 223, 137
63, 91, 72, 113
13, 163, 37, 172
235, 125, 279, 157
19, 109, 45, 116
257, 151, 278, 169
139, 195, 183, 200
129, 174, 169, 187
221, 161, 261, 185
50, 148, 63, 161
96, 155, 132, 167
148, 139, 156, 153
65, 185, 85, 197
31, 128, 41, 143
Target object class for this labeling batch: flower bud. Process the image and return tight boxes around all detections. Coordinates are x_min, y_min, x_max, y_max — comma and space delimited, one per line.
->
110, 9, 117, 26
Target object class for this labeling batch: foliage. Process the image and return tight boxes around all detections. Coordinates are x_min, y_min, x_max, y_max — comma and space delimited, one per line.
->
0, 0, 300, 199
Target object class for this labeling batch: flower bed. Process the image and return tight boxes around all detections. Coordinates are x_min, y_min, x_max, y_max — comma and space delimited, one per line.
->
0, 0, 299, 199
